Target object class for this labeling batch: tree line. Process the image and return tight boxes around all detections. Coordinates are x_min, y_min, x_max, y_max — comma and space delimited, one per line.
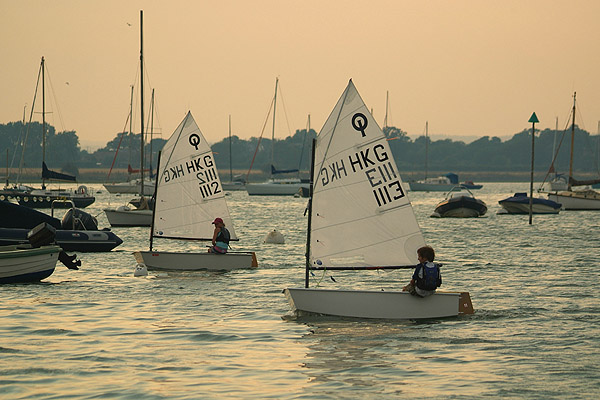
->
1, 120, 598, 181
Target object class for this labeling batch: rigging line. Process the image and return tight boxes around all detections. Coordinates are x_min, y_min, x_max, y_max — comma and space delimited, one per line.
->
539, 105, 575, 187
245, 95, 275, 182
314, 81, 352, 185
159, 112, 191, 179
297, 115, 310, 172
277, 83, 300, 177
277, 82, 294, 138
44, 63, 66, 132
18, 62, 43, 184
106, 111, 132, 181
9, 105, 27, 177
575, 100, 586, 131
314, 267, 328, 288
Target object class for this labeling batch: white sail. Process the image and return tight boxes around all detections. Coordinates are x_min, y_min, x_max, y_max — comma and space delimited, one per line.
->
311, 80, 425, 268
152, 111, 238, 241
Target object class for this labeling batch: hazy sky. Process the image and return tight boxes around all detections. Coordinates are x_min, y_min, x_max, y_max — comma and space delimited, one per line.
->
2, 1, 599, 151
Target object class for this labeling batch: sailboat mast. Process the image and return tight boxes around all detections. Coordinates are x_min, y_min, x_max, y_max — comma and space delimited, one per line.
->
384, 91, 389, 133
229, 115, 233, 182
139, 10, 145, 197
148, 150, 161, 251
552, 116, 558, 163
41, 56, 46, 189
128, 85, 134, 179
568, 92, 576, 190
305, 138, 316, 288
271, 78, 278, 176
425, 121, 429, 180
150, 88, 155, 175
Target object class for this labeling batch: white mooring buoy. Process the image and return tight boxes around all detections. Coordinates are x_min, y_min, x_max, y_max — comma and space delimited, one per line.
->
134, 263, 148, 277
264, 229, 285, 244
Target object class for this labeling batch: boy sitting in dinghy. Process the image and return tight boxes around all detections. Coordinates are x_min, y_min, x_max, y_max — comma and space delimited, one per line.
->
208, 217, 230, 254
403, 246, 442, 297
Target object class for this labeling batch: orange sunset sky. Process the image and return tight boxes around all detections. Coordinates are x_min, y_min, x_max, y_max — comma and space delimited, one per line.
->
1, 0, 599, 151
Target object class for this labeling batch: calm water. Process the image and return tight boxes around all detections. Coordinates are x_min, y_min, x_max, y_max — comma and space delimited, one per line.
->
1, 182, 599, 399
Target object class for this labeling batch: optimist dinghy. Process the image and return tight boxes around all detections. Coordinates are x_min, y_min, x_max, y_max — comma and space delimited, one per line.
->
283, 80, 473, 319
133, 112, 257, 271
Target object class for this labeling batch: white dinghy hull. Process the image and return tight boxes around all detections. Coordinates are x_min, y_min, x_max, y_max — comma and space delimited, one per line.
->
133, 250, 258, 271
547, 191, 600, 210
0, 245, 61, 283
284, 288, 474, 320
104, 208, 152, 227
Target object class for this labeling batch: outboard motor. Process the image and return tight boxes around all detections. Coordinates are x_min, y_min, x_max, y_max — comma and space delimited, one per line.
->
61, 208, 99, 230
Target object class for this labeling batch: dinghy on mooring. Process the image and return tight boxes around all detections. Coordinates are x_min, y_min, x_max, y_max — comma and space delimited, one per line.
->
283, 80, 474, 319
133, 111, 257, 271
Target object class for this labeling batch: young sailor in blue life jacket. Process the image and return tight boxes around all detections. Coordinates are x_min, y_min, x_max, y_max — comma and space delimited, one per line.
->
402, 245, 442, 297
208, 217, 230, 254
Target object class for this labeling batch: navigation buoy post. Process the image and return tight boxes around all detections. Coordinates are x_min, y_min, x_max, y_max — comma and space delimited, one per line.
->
528, 112, 539, 225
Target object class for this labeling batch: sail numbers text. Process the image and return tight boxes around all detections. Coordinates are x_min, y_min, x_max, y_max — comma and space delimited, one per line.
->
163, 154, 221, 198
319, 143, 405, 207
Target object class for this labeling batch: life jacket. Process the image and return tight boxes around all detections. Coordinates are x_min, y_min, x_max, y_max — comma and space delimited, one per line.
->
415, 262, 442, 291
216, 227, 230, 245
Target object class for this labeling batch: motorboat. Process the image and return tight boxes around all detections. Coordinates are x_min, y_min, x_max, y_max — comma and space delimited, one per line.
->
0, 244, 62, 284
498, 192, 562, 214
431, 186, 487, 218
0, 200, 122, 252
0, 223, 80, 284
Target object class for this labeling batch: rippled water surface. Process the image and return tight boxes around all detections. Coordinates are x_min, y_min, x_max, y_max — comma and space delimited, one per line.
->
1, 183, 599, 399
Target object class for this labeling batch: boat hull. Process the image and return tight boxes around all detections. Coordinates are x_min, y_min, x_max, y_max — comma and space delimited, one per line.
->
133, 250, 258, 271
104, 181, 154, 196
246, 181, 308, 196
0, 228, 122, 252
433, 196, 487, 217
547, 190, 600, 210
283, 288, 474, 319
408, 182, 455, 192
498, 193, 561, 214
0, 245, 61, 283
221, 182, 246, 191
499, 202, 560, 214
15, 193, 95, 208
104, 208, 153, 227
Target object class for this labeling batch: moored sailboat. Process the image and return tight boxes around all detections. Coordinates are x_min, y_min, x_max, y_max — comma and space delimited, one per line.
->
8, 57, 95, 209
104, 10, 154, 226
133, 111, 257, 271
245, 78, 309, 196
544, 93, 600, 210
283, 80, 473, 319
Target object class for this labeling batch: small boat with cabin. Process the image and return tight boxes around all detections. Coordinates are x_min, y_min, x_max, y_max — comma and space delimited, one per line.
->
498, 192, 561, 214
